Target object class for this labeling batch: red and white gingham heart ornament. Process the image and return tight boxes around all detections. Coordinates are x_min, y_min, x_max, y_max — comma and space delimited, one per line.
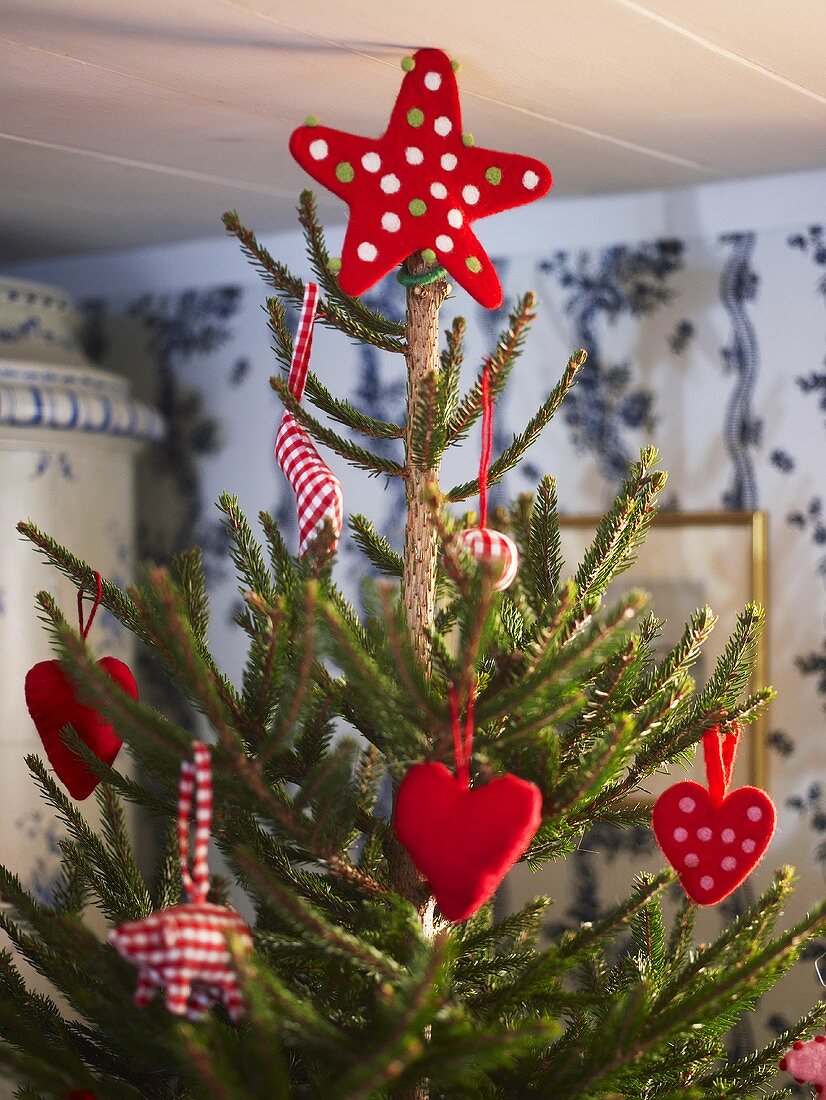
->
274, 282, 344, 556
109, 743, 252, 1020
652, 723, 776, 905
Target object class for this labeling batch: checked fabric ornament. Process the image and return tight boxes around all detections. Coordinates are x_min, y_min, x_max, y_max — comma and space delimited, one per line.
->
652, 723, 776, 905
290, 47, 552, 309
394, 685, 542, 922
780, 1036, 826, 1094
274, 281, 343, 556
25, 572, 137, 800
109, 742, 253, 1020
454, 363, 518, 590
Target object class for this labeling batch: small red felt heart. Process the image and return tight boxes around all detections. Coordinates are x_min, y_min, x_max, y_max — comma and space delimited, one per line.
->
652, 780, 776, 905
394, 761, 542, 922
25, 657, 137, 800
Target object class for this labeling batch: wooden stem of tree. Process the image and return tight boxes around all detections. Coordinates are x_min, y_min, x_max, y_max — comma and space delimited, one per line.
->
402, 255, 449, 667
394, 255, 449, 1100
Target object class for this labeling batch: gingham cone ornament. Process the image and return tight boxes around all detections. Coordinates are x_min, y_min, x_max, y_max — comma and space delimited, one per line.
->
108, 743, 252, 1020
274, 282, 344, 555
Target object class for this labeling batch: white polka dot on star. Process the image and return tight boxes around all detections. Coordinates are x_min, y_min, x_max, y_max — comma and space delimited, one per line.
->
435, 234, 453, 252
381, 213, 401, 233
441, 153, 457, 171
380, 174, 401, 194
406, 147, 424, 165
523, 170, 540, 189
309, 139, 328, 161
357, 242, 377, 262
447, 208, 463, 228
462, 185, 480, 205
361, 152, 381, 172
430, 182, 447, 199
434, 116, 452, 137
424, 71, 442, 91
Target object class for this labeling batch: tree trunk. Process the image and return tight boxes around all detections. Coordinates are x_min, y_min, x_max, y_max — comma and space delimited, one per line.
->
394, 255, 449, 1100
402, 256, 449, 669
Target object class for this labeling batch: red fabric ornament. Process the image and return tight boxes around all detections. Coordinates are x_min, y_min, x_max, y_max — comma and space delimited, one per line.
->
394, 686, 542, 922
652, 724, 776, 905
274, 281, 343, 556
780, 1036, 826, 1093
454, 362, 518, 590
109, 743, 253, 1020
289, 48, 552, 310
24, 573, 136, 800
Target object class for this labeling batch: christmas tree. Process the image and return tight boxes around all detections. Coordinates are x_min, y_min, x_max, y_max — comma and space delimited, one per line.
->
3, 47, 826, 1100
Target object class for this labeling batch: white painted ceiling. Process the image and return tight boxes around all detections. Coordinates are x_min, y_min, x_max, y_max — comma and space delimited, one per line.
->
1, 0, 825, 264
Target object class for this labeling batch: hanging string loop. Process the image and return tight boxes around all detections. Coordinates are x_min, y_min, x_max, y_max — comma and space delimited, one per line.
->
449, 683, 476, 789
702, 723, 740, 805
77, 571, 104, 641
178, 742, 213, 903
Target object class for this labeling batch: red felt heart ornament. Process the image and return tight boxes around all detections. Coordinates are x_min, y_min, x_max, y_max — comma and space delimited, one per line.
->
394, 687, 542, 922
395, 762, 542, 922
25, 656, 137, 800
652, 724, 776, 905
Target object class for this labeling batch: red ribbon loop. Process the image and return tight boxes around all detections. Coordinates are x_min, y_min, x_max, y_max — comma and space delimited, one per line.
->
478, 364, 493, 529
178, 742, 213, 903
449, 683, 476, 789
77, 571, 103, 641
702, 723, 740, 804
287, 282, 320, 404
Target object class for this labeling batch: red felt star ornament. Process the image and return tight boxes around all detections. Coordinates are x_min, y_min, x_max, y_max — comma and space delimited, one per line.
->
289, 48, 552, 309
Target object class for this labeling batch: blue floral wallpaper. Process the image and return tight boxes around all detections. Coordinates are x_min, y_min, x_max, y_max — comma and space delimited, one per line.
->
82, 219, 826, 1055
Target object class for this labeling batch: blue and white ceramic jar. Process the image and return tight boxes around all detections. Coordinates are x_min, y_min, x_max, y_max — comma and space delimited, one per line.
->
0, 277, 162, 902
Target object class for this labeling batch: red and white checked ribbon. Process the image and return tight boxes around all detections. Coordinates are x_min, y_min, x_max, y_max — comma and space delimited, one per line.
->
178, 741, 212, 904
275, 283, 343, 556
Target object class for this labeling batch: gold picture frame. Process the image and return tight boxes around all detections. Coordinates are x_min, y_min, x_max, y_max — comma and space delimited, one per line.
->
557, 510, 769, 795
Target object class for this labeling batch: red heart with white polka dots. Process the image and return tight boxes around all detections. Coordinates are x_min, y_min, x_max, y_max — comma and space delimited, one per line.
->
652, 780, 776, 905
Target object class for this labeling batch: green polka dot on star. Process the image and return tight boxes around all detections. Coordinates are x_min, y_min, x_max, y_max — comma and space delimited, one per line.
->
335, 162, 355, 183
421, 248, 437, 264
401, 56, 416, 71
466, 256, 482, 273
304, 115, 319, 127
462, 133, 475, 147
485, 166, 502, 185
451, 59, 461, 72
407, 108, 425, 127
408, 199, 427, 216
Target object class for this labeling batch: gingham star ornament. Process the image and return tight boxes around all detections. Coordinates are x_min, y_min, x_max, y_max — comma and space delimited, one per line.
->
289, 48, 552, 309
